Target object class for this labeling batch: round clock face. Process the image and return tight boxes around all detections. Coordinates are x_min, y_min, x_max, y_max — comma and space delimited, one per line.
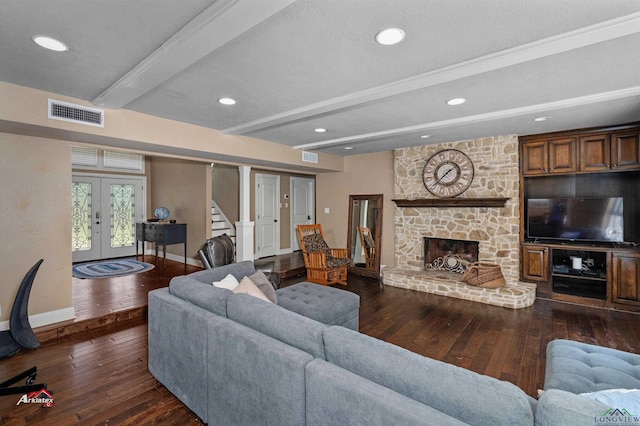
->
423, 149, 474, 198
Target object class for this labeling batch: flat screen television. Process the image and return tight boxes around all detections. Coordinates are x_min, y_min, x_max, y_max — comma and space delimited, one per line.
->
527, 197, 624, 243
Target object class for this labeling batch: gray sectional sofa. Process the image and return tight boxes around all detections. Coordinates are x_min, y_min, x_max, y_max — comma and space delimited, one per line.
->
148, 261, 625, 425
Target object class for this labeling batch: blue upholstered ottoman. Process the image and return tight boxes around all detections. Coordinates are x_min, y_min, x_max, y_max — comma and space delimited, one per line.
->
276, 282, 360, 331
544, 339, 640, 394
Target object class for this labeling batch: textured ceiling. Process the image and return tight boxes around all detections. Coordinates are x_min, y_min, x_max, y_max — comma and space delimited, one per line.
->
1, 0, 639, 157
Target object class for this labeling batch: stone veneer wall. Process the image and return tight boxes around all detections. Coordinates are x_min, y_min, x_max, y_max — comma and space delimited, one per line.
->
394, 135, 521, 285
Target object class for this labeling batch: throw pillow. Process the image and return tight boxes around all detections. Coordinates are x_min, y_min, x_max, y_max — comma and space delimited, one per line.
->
212, 273, 239, 290
248, 270, 277, 304
233, 276, 272, 303
580, 389, 640, 413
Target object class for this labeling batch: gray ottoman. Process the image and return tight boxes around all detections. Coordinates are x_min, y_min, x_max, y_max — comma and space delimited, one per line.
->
276, 282, 360, 331
544, 339, 640, 394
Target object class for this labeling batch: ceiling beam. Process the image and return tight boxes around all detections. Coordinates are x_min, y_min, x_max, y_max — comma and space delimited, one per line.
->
93, 0, 297, 109
293, 86, 640, 150
223, 11, 640, 136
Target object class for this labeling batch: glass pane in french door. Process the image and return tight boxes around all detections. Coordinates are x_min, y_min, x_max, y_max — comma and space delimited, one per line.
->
71, 181, 93, 252
109, 183, 136, 248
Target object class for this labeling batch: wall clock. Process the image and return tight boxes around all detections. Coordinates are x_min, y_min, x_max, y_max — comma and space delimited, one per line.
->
422, 149, 475, 198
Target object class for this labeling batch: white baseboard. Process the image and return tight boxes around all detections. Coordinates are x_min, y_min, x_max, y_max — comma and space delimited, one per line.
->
149, 250, 202, 267
0, 307, 76, 332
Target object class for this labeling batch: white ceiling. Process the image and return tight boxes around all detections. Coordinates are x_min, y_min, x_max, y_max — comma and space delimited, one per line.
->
1, 0, 640, 157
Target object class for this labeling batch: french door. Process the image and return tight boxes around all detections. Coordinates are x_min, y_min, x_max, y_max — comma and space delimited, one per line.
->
72, 175, 145, 262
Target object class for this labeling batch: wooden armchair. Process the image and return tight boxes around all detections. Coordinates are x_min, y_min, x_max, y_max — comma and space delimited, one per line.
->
297, 224, 349, 285
358, 226, 376, 270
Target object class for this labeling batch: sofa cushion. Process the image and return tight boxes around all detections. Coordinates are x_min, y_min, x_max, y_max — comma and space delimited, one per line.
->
207, 313, 312, 426
227, 293, 326, 359
276, 282, 359, 330
323, 326, 534, 426
544, 339, 640, 394
169, 275, 231, 317
233, 276, 272, 303
535, 389, 611, 426
249, 269, 277, 303
580, 388, 640, 414
305, 359, 467, 426
184, 260, 256, 285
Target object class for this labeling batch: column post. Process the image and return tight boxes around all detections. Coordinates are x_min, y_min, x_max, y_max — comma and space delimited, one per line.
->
235, 165, 254, 261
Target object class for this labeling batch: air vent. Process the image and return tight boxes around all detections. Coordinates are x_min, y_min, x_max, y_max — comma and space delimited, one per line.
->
302, 151, 318, 164
48, 99, 104, 127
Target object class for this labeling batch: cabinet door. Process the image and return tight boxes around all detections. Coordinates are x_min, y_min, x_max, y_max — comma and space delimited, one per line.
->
612, 131, 640, 170
548, 138, 577, 173
612, 252, 640, 306
580, 134, 610, 172
522, 245, 549, 282
521, 141, 548, 175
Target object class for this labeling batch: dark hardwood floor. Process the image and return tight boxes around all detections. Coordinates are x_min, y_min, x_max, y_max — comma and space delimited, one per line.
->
2, 255, 639, 424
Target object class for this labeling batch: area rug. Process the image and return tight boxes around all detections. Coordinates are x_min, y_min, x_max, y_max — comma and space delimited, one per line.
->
72, 259, 155, 279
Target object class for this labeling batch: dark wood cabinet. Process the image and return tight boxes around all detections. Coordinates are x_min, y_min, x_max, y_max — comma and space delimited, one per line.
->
612, 252, 640, 306
579, 131, 640, 172
579, 134, 610, 172
521, 137, 577, 175
521, 245, 549, 282
612, 130, 640, 170
522, 245, 550, 297
521, 140, 548, 175
520, 122, 640, 311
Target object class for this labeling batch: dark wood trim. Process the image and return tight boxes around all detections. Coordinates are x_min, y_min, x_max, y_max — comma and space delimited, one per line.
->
392, 198, 509, 208
519, 121, 640, 142
347, 194, 383, 277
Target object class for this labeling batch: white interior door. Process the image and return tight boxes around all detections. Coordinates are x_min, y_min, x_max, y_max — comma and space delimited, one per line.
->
72, 175, 144, 262
256, 174, 279, 258
291, 177, 315, 251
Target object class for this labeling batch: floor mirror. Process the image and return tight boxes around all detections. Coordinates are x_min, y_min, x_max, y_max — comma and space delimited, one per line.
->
347, 194, 383, 278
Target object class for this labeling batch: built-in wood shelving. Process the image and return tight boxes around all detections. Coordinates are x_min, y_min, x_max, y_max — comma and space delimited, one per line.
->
392, 198, 509, 208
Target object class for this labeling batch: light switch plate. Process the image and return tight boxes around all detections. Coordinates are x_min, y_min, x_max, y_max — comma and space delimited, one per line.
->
324, 207, 330, 214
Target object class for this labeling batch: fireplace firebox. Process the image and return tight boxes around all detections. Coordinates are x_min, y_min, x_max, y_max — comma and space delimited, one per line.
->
424, 237, 479, 273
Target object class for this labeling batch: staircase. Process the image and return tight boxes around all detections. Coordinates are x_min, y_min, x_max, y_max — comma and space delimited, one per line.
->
211, 200, 235, 244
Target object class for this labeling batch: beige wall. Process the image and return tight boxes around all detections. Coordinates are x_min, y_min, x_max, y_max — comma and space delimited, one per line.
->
212, 164, 240, 223
0, 133, 73, 326
0, 82, 344, 174
149, 157, 211, 259
315, 151, 395, 267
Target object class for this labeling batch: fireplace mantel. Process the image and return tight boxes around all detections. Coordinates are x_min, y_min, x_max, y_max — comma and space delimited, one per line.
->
392, 198, 509, 208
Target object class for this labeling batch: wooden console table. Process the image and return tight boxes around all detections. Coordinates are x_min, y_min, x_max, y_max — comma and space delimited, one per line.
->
136, 222, 187, 267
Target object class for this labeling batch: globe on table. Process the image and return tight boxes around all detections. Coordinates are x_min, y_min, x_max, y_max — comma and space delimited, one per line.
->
154, 207, 170, 221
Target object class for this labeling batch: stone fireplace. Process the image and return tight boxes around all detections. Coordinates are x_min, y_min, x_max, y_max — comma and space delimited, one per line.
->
381, 135, 536, 309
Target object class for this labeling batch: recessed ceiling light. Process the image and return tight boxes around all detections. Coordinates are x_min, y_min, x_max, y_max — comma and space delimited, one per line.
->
446, 98, 466, 106
344, 146, 354, 150
420, 134, 431, 139
375, 28, 405, 45
32, 35, 68, 52
533, 116, 551, 122
218, 97, 236, 105
314, 128, 327, 133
